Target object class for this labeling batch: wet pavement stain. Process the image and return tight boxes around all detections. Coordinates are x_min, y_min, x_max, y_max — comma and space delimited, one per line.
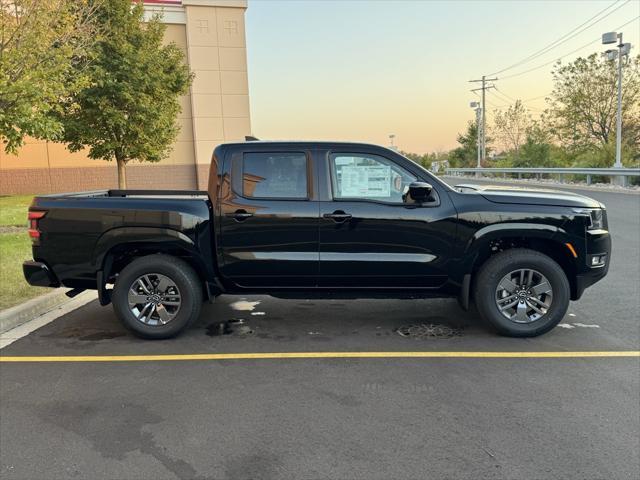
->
43, 327, 127, 341
33, 401, 204, 480
255, 333, 298, 342
205, 319, 254, 337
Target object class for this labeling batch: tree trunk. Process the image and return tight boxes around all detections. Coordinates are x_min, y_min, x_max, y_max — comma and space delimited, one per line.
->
116, 158, 127, 189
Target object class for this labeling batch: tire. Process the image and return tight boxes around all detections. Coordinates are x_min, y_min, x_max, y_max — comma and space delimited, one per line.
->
473, 249, 570, 337
112, 254, 202, 339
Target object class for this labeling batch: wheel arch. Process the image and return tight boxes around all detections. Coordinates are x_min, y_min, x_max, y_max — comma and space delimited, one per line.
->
93, 227, 214, 305
459, 224, 580, 308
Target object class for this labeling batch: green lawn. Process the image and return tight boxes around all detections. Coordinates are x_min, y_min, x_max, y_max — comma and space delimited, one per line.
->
0, 194, 45, 310
0, 194, 34, 227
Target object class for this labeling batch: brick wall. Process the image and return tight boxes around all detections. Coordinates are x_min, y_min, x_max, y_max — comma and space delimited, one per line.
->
0, 164, 199, 195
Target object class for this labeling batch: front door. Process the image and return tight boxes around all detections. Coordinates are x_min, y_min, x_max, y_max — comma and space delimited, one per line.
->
219, 149, 319, 288
319, 151, 456, 288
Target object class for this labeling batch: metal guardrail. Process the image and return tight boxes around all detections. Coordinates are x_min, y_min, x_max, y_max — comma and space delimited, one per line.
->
445, 167, 640, 186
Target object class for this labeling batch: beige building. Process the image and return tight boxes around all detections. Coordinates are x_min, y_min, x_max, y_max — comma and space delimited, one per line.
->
0, 0, 251, 194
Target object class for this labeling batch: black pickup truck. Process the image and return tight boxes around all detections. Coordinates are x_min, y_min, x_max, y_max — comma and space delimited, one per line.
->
23, 141, 611, 338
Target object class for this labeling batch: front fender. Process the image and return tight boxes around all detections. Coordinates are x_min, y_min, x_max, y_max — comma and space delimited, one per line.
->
464, 222, 568, 259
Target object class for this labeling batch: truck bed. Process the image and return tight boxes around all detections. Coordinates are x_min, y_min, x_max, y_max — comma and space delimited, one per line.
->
27, 189, 215, 293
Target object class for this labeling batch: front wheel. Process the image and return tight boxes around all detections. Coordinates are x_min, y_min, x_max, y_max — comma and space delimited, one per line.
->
474, 249, 570, 337
112, 254, 202, 339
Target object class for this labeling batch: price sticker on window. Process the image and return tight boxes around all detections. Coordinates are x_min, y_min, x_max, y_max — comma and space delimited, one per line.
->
340, 165, 391, 197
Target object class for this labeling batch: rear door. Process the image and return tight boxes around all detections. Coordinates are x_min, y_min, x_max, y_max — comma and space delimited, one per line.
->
318, 149, 457, 288
218, 147, 319, 288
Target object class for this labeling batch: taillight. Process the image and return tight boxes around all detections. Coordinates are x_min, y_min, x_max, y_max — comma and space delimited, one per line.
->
27, 211, 46, 243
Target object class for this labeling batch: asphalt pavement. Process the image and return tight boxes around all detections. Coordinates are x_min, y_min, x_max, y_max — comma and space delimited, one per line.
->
1, 179, 639, 480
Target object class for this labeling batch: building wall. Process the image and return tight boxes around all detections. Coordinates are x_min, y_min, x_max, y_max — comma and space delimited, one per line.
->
0, 0, 250, 194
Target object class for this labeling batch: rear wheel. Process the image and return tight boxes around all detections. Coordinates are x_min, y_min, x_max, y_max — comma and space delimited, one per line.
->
474, 249, 570, 337
112, 255, 202, 339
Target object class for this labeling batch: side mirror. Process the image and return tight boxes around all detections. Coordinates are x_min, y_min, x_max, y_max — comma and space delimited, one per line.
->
406, 182, 433, 203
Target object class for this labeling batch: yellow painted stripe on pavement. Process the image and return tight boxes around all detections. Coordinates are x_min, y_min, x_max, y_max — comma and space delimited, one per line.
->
0, 351, 639, 362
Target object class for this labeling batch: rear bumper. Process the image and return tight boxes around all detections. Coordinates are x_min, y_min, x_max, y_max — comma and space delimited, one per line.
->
23, 261, 60, 288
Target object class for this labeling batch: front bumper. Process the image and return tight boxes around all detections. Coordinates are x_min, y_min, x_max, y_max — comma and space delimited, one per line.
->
23, 261, 60, 288
574, 263, 609, 300
572, 229, 611, 300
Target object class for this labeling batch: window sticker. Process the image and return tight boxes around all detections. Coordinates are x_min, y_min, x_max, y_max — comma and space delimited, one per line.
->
339, 165, 391, 197
334, 157, 354, 166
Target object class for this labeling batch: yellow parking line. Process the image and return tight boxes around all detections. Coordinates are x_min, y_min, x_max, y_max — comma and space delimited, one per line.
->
0, 351, 639, 362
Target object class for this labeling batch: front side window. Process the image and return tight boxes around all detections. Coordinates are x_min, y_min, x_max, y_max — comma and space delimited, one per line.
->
242, 152, 308, 199
330, 153, 417, 203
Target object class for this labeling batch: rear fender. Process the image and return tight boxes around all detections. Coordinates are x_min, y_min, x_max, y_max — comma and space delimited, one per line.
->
93, 227, 214, 305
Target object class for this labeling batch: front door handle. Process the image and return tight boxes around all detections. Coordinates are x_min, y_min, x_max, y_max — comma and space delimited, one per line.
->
226, 209, 253, 222
323, 210, 352, 223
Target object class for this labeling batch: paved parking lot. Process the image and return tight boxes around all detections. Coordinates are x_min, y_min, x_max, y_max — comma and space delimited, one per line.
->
1, 181, 639, 480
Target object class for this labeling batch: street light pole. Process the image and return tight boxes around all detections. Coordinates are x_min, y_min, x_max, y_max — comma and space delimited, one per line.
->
470, 102, 482, 168
476, 106, 482, 168
615, 32, 623, 169
481, 75, 486, 163
603, 30, 632, 170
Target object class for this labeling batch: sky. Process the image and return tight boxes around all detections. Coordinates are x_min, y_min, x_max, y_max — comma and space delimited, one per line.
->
245, 0, 640, 153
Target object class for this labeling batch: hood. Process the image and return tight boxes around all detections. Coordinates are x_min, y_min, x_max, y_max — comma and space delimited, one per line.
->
455, 184, 602, 208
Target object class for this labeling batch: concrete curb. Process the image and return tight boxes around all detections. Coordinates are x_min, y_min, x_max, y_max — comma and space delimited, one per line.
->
0, 289, 89, 334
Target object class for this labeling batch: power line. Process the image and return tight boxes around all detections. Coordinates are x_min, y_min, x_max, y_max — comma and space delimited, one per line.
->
521, 94, 548, 102
490, 0, 629, 75
487, 90, 545, 113
499, 15, 639, 80
489, 89, 512, 105
493, 86, 517, 102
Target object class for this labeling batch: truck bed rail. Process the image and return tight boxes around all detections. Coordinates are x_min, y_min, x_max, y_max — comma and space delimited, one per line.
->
108, 189, 208, 197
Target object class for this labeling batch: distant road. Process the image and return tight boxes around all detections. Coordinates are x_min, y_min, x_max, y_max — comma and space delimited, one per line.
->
441, 175, 640, 195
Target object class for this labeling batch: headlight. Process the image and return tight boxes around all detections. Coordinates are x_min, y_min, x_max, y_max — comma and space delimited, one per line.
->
588, 209, 604, 230
573, 208, 605, 230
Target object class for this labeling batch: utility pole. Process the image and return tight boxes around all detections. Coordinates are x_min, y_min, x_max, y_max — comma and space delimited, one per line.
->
470, 75, 497, 164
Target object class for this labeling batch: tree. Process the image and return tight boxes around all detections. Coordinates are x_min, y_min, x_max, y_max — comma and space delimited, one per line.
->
61, 0, 192, 188
493, 100, 531, 160
516, 121, 560, 168
448, 121, 491, 168
546, 53, 640, 156
0, 0, 97, 153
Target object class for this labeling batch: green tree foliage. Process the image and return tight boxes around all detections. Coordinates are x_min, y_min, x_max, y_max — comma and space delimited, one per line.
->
493, 100, 531, 160
514, 121, 564, 168
546, 53, 640, 163
61, 0, 192, 188
448, 120, 492, 168
0, 0, 97, 153
402, 151, 449, 173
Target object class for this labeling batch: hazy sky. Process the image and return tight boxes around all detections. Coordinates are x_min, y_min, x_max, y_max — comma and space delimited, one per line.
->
245, 0, 639, 153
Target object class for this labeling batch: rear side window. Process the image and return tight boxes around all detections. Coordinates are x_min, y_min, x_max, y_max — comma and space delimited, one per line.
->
242, 152, 308, 199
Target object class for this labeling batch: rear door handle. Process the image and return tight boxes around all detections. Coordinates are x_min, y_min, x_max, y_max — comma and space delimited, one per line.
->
323, 211, 352, 223
226, 209, 253, 222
